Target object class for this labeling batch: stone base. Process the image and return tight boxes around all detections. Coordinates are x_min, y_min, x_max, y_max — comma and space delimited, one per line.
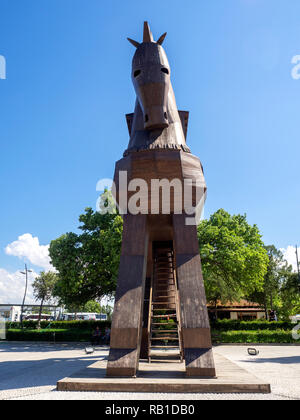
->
57, 352, 271, 393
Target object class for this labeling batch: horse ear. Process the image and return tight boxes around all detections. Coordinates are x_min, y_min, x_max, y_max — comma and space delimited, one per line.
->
143, 21, 154, 42
157, 32, 167, 45
127, 38, 140, 48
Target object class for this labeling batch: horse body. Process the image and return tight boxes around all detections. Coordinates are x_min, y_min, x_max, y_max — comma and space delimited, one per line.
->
107, 22, 215, 379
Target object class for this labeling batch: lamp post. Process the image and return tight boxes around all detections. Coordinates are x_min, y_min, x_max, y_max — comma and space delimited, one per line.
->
20, 264, 32, 324
296, 246, 300, 291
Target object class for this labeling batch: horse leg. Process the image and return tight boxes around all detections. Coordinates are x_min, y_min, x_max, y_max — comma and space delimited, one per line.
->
173, 214, 216, 377
106, 214, 148, 377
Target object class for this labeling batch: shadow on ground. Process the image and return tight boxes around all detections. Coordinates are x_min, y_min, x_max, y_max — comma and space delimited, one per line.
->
0, 342, 109, 353
241, 356, 300, 364
0, 343, 109, 392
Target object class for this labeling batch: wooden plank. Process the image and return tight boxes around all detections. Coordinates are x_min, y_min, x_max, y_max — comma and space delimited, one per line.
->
185, 348, 216, 377
57, 352, 271, 394
173, 214, 216, 377
107, 214, 148, 377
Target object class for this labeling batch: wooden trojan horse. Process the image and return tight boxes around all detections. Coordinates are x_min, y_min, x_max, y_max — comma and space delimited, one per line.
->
106, 22, 216, 378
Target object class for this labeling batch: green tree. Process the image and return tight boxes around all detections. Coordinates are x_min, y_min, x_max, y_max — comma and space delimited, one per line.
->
49, 204, 123, 308
83, 300, 101, 313
248, 246, 287, 319
279, 271, 300, 320
65, 300, 101, 314
32, 271, 58, 328
197, 209, 268, 314
100, 304, 114, 321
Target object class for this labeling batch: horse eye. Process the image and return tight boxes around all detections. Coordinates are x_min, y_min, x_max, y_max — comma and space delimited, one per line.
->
161, 68, 169, 74
134, 70, 141, 77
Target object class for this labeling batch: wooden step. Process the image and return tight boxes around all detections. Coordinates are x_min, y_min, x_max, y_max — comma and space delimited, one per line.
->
156, 262, 173, 266
151, 338, 179, 341
156, 264, 173, 267
155, 274, 174, 277
155, 279, 174, 282
150, 345, 179, 349
152, 314, 177, 318
155, 262, 172, 266
152, 329, 178, 332
153, 308, 176, 311
154, 296, 176, 299
153, 301, 176, 304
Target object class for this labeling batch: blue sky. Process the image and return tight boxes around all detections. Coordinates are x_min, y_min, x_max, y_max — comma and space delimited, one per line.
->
0, 0, 299, 302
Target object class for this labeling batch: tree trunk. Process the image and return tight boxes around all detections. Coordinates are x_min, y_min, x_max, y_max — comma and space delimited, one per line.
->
214, 300, 218, 320
37, 298, 44, 329
264, 293, 268, 320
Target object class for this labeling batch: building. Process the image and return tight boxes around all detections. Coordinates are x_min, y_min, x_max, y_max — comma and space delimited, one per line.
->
207, 300, 266, 321
0, 305, 22, 322
0, 304, 60, 322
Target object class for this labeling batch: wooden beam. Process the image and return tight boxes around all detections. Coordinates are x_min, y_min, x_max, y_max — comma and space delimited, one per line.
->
106, 214, 148, 377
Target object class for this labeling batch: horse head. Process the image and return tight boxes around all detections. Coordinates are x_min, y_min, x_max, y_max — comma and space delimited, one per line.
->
128, 22, 170, 130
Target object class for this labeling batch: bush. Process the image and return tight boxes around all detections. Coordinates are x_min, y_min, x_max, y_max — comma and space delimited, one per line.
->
6, 327, 297, 344
212, 329, 297, 344
6, 328, 92, 342
211, 319, 294, 331
6, 320, 111, 331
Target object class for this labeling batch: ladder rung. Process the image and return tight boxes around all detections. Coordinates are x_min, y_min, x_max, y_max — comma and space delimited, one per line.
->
156, 262, 173, 265
155, 280, 174, 282
156, 267, 172, 270
153, 303, 175, 305
152, 331, 178, 333
151, 337, 179, 341
156, 271, 173, 274
152, 314, 177, 317
153, 309, 176, 311
151, 345, 179, 348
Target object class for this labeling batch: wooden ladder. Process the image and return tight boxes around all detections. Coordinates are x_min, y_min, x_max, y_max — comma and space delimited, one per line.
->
148, 245, 183, 363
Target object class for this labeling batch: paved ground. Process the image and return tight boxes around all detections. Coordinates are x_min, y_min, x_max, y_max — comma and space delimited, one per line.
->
0, 342, 299, 400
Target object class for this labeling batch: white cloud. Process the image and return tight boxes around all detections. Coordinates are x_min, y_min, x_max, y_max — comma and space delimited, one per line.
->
0, 268, 38, 304
0, 234, 55, 304
5, 233, 53, 271
280, 246, 299, 272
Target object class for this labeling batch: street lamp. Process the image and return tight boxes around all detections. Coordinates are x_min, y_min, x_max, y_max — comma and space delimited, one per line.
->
296, 246, 300, 291
20, 264, 32, 324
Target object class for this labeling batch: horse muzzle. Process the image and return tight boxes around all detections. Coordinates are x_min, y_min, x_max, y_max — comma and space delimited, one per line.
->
143, 105, 169, 130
